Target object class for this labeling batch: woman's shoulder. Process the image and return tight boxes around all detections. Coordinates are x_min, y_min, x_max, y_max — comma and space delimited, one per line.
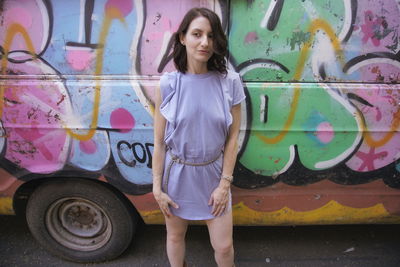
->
160, 71, 179, 90
220, 69, 241, 82
160, 71, 179, 83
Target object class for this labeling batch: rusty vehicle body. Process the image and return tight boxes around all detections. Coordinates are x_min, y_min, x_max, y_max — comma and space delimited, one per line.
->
0, 0, 399, 263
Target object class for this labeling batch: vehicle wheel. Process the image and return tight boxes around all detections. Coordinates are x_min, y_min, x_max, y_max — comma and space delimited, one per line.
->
26, 178, 137, 263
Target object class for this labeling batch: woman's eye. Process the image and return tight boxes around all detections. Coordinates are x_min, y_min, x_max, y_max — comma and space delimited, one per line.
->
193, 32, 200, 37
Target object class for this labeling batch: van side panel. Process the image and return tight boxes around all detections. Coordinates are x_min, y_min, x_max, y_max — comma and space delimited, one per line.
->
0, 0, 399, 225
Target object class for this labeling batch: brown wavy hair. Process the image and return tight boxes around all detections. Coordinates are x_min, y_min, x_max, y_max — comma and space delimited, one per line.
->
172, 8, 227, 74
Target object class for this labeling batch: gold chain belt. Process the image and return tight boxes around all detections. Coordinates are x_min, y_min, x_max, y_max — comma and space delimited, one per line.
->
163, 149, 222, 194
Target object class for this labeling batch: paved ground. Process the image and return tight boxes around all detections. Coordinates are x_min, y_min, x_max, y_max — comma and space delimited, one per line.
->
0, 215, 399, 266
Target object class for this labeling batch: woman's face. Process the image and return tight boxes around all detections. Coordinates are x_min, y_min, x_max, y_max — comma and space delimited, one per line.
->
181, 16, 214, 68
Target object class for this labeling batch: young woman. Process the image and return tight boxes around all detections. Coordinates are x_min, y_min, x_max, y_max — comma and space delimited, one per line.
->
152, 7, 245, 267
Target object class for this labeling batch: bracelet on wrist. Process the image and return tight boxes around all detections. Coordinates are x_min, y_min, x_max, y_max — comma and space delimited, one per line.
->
221, 174, 233, 183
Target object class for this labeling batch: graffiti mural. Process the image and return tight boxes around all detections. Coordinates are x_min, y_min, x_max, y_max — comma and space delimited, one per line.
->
0, 0, 399, 224
229, 0, 400, 189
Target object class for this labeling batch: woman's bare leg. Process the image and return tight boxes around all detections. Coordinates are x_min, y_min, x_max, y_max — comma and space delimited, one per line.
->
165, 215, 189, 267
206, 209, 234, 267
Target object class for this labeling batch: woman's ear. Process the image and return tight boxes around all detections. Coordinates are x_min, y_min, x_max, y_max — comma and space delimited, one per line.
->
179, 33, 185, 46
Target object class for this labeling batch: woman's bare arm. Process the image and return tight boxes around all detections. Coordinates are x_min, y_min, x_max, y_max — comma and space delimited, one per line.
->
152, 84, 167, 194
209, 103, 241, 216
221, 103, 242, 188
152, 83, 178, 217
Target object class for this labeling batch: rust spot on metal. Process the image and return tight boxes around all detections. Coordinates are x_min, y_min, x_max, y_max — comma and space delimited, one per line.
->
3, 96, 21, 105
9, 140, 37, 157
54, 113, 60, 121
45, 109, 61, 123
56, 94, 66, 105
27, 106, 39, 120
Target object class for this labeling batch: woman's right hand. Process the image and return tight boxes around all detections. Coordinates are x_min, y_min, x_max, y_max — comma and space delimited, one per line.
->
153, 191, 179, 218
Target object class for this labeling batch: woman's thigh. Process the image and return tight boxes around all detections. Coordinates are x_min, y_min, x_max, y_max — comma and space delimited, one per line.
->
206, 209, 233, 249
165, 215, 189, 239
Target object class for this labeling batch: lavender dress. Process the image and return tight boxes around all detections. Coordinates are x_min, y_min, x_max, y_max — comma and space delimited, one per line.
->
159, 70, 246, 220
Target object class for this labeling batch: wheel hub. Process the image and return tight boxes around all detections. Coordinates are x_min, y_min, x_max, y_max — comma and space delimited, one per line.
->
46, 197, 112, 251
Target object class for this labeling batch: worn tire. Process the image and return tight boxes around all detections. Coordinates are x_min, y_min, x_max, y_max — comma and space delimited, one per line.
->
26, 178, 137, 263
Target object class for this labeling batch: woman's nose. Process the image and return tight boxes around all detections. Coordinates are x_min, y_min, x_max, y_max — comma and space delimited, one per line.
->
200, 35, 209, 46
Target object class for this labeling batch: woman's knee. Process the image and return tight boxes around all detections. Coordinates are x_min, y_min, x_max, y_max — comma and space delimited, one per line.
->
166, 216, 188, 244
167, 231, 186, 243
212, 240, 234, 256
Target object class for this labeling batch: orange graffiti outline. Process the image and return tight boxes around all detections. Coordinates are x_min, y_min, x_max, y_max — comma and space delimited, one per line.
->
65, 8, 126, 141
1, 23, 37, 119
363, 109, 400, 147
256, 19, 399, 148
256, 19, 344, 144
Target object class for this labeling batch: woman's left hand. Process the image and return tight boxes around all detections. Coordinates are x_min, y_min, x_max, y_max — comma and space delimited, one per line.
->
208, 185, 230, 217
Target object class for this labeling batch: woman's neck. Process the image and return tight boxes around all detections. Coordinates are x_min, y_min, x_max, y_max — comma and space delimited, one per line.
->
186, 62, 208, 74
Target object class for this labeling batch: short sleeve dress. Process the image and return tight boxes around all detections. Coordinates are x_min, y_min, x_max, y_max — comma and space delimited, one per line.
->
159, 70, 246, 220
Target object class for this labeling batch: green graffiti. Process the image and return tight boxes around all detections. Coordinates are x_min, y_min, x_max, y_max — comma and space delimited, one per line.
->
230, 1, 362, 177
229, 0, 345, 82
239, 83, 360, 176
287, 30, 311, 51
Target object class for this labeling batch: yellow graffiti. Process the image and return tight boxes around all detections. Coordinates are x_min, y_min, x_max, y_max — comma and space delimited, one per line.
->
0, 17, 126, 141
293, 19, 345, 80
256, 18, 399, 147
106, 7, 127, 25
0, 197, 15, 215
0, 23, 37, 119
232, 200, 400, 225
362, 108, 400, 148
256, 19, 345, 144
139, 208, 165, 224
64, 11, 126, 141
138, 200, 400, 225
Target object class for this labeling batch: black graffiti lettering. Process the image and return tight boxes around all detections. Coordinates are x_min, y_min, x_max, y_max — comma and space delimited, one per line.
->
116, 141, 154, 169
84, 0, 95, 45
132, 142, 146, 164
117, 141, 136, 167
267, 0, 285, 31
65, 0, 99, 49
145, 143, 154, 168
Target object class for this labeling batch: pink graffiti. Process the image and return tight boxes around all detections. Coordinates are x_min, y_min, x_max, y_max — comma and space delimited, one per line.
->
344, 84, 400, 171
349, 0, 400, 56
14, 123, 53, 160
66, 49, 95, 71
105, 0, 133, 17
0, 1, 48, 54
374, 106, 382, 121
355, 147, 388, 172
361, 10, 384, 46
110, 108, 135, 133
79, 139, 97, 154
3, 58, 70, 174
316, 122, 334, 144
146, 16, 178, 42
4, 7, 32, 28
244, 32, 258, 44
4, 80, 69, 172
